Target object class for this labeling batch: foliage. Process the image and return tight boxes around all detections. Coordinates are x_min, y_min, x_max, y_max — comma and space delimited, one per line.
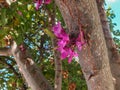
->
106, 7, 120, 51
0, 0, 86, 89
0, 0, 119, 89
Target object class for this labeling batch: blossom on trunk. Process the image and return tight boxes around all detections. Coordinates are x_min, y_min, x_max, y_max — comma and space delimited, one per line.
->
52, 22, 85, 63
76, 30, 86, 51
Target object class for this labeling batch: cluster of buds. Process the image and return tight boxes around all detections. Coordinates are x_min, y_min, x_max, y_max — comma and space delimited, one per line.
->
52, 22, 86, 63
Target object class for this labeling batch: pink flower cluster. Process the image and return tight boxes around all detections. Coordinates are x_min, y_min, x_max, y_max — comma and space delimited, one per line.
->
35, 0, 51, 10
52, 22, 85, 63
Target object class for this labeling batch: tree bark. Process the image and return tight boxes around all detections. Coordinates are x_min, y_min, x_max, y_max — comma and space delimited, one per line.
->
48, 2, 62, 89
55, 0, 115, 90
96, 0, 120, 89
0, 41, 53, 90
52, 38, 62, 90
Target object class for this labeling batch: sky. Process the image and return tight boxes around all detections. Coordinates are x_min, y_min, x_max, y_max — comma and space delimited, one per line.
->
105, 0, 120, 30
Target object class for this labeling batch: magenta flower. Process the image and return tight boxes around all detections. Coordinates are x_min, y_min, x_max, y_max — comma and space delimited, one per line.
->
60, 48, 68, 59
58, 47, 78, 63
17, 11, 22, 16
44, 0, 51, 4
19, 44, 26, 52
35, 0, 42, 10
76, 41, 82, 51
76, 30, 86, 50
68, 49, 78, 63
52, 22, 79, 63
57, 40, 67, 48
52, 22, 69, 41
60, 30, 69, 41
35, 0, 51, 10
52, 22, 62, 37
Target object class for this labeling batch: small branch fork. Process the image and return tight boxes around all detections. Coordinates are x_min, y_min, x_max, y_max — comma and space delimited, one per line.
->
0, 40, 53, 90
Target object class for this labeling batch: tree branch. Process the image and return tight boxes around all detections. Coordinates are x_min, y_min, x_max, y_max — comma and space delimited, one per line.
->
0, 47, 12, 56
47, 1, 62, 89
96, 1, 120, 89
52, 38, 62, 90
0, 40, 53, 90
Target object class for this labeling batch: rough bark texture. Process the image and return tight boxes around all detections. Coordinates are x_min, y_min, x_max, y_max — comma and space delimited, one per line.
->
55, 0, 115, 90
96, 0, 120, 89
49, 2, 62, 89
0, 41, 53, 90
52, 38, 62, 90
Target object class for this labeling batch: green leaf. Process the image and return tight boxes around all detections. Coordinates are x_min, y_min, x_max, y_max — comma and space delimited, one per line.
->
43, 29, 55, 38
1, 9, 8, 25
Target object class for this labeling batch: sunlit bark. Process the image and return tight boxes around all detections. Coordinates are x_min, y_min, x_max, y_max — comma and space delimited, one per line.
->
0, 40, 53, 90
55, 0, 115, 90
96, 0, 120, 89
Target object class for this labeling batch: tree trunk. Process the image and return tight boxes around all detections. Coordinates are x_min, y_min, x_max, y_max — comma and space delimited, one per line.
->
96, 0, 120, 89
55, 0, 115, 90
0, 41, 53, 90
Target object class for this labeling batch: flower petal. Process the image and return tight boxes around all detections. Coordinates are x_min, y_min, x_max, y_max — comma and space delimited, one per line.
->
44, 0, 51, 4
57, 40, 67, 48
35, 0, 42, 10
52, 22, 62, 37
68, 49, 78, 63
76, 41, 82, 51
